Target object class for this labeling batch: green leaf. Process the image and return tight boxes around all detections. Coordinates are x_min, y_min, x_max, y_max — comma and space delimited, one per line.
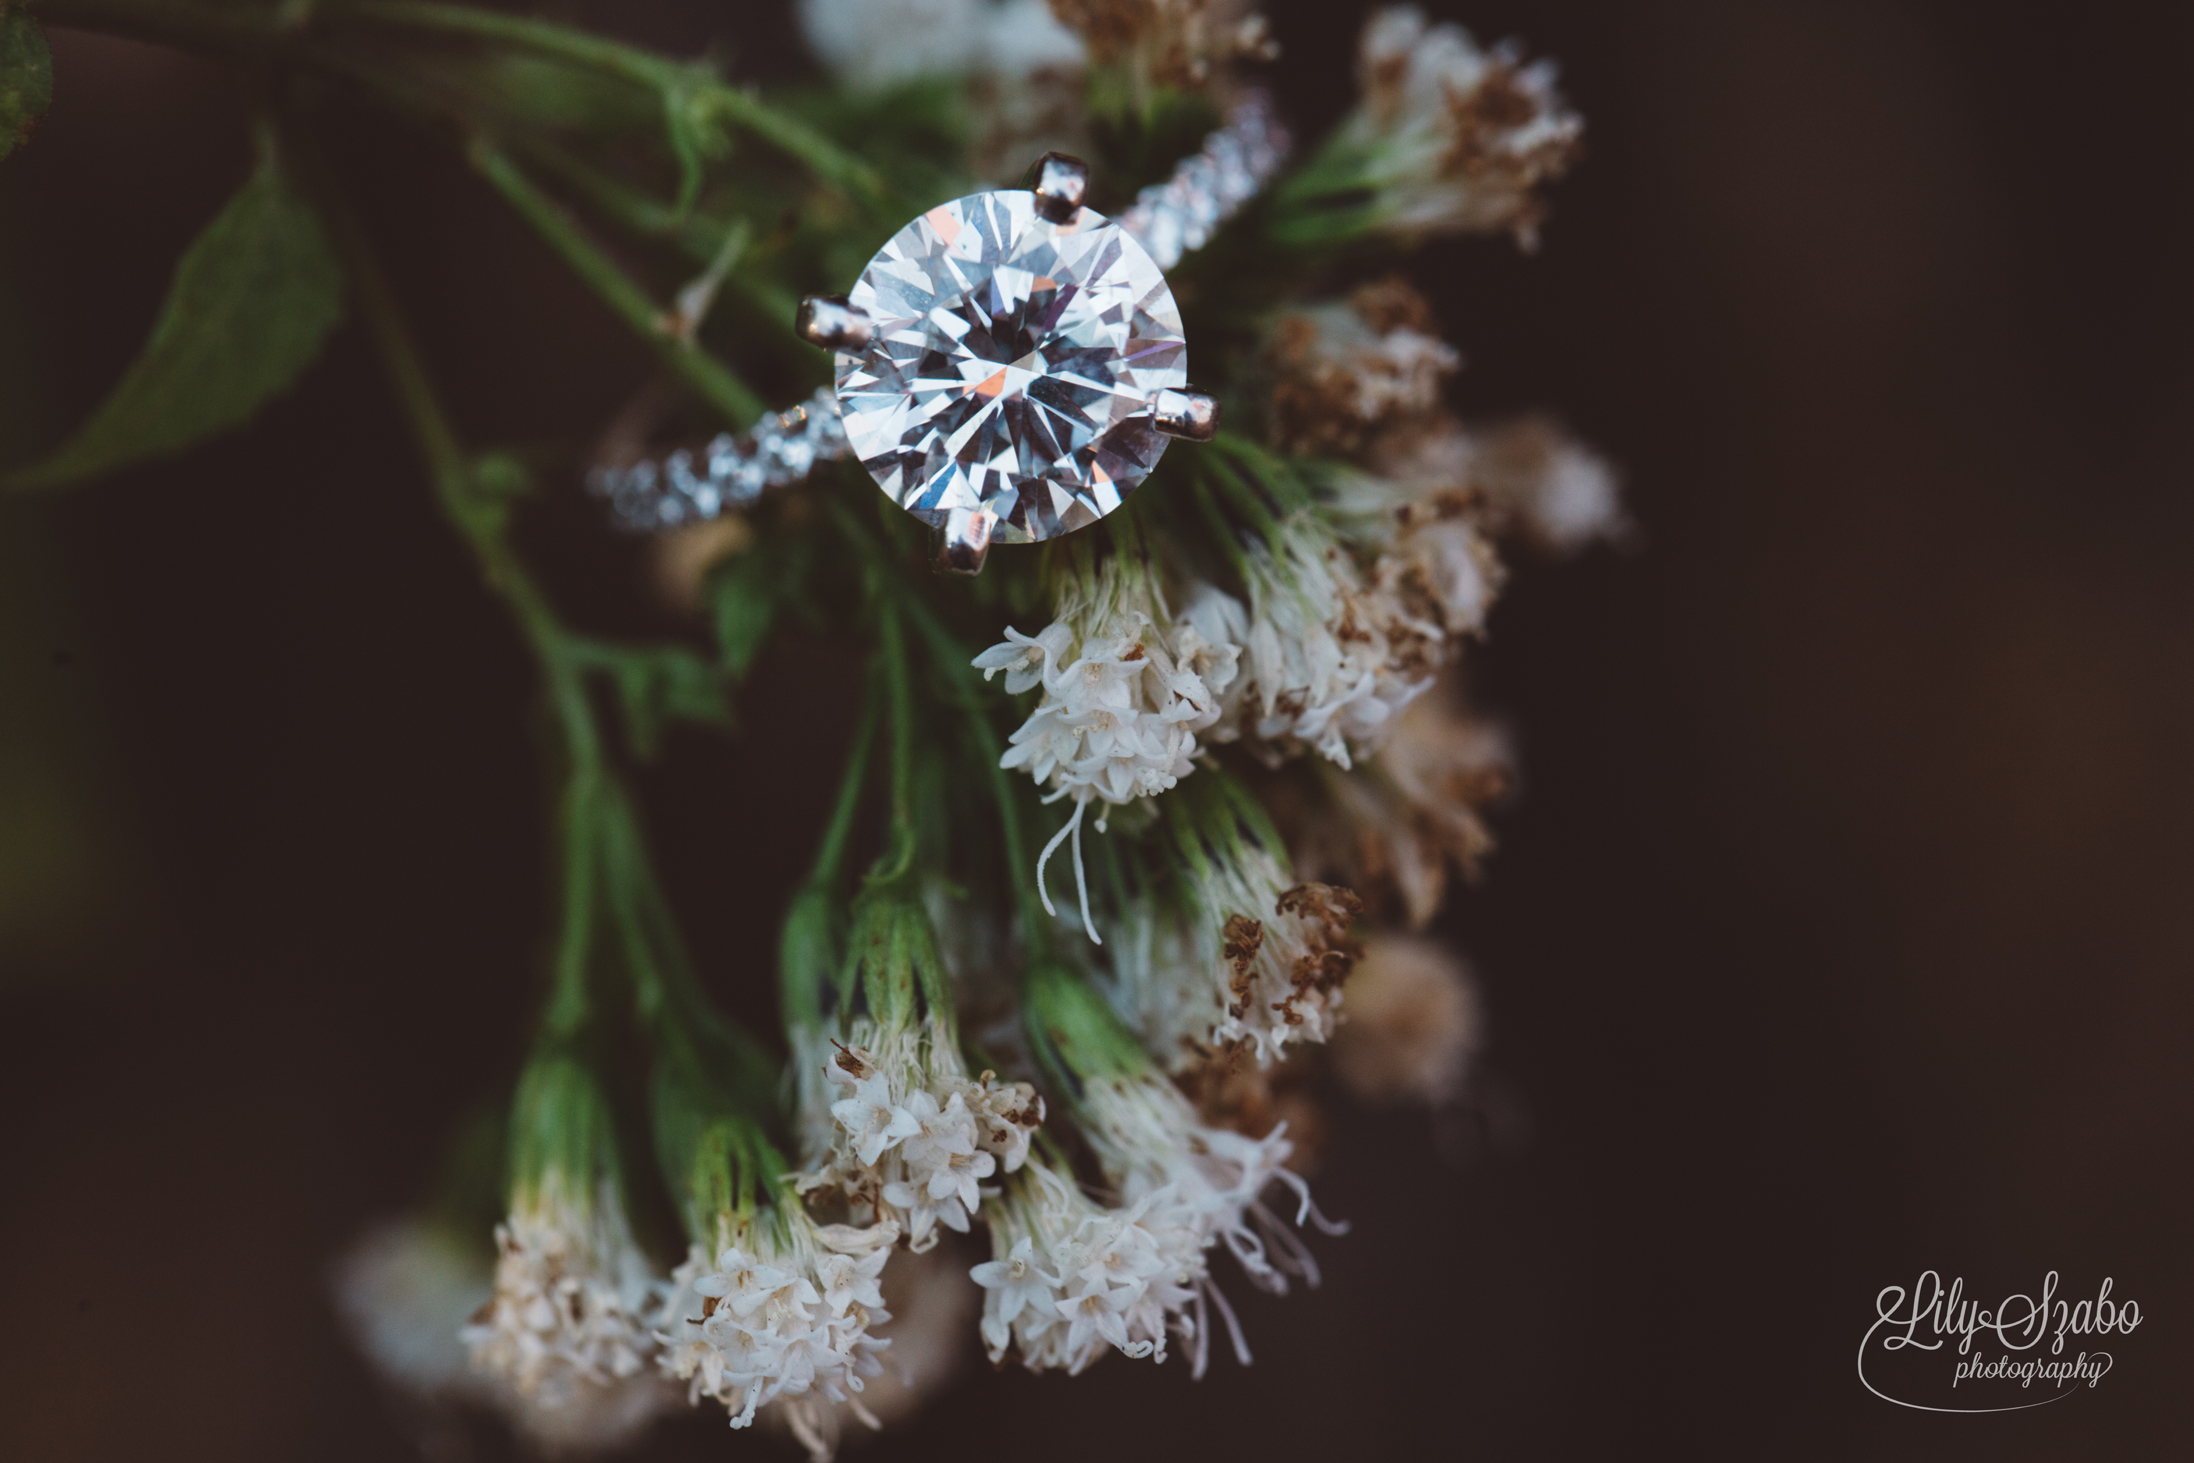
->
709, 549, 777, 681
0, 5, 52, 164
709, 529, 817, 678
7, 136, 345, 489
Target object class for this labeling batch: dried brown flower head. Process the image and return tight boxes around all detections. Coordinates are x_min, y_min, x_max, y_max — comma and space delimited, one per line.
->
1266, 276, 1460, 455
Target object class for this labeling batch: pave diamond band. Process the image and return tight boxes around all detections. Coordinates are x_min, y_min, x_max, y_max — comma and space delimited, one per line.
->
589, 97, 1290, 545
590, 388, 845, 533
1116, 92, 1287, 271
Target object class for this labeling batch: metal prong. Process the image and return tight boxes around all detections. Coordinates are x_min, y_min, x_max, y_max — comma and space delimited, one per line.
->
796, 294, 873, 351
933, 508, 994, 576
1030, 152, 1091, 225
1148, 388, 1220, 442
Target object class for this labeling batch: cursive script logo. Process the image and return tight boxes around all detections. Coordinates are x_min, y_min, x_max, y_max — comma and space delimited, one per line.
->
1858, 1271, 2140, 1413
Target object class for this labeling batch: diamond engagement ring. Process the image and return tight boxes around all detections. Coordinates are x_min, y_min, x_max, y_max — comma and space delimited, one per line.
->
591, 97, 1288, 576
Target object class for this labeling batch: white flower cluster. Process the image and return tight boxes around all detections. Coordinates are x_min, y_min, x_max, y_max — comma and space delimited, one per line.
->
1110, 839, 1363, 1069
970, 1160, 1209, 1375
1344, 6, 1584, 244
343, 1218, 680, 1455
1048, 0, 1278, 86
969, 1048, 1342, 1377
803, 1035, 1043, 1250
1327, 463, 1508, 642
1074, 1073, 1341, 1356
1078, 1076, 1333, 1290
763, 1240, 982, 1463
978, 565, 1242, 811
797, 0, 1083, 90
654, 1214, 897, 1431
461, 1183, 662, 1411
976, 560, 1246, 937
1218, 513, 1437, 768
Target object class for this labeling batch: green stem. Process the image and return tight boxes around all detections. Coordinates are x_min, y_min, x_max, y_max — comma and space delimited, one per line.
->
866, 594, 917, 887
312, 151, 601, 768
540, 768, 601, 1038
509, 132, 809, 360
1211, 432, 1316, 513
809, 679, 882, 891
1202, 449, 1288, 545
335, 0, 886, 201
828, 501, 1049, 949
597, 780, 780, 1119
468, 141, 764, 427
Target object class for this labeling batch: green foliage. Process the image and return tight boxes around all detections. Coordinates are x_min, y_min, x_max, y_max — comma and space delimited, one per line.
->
709, 546, 782, 681
507, 1049, 621, 1203
8, 133, 344, 488
1022, 961, 1150, 1097
0, 4, 52, 162
838, 888, 957, 1036
592, 642, 733, 760
651, 1053, 789, 1237
464, 51, 661, 137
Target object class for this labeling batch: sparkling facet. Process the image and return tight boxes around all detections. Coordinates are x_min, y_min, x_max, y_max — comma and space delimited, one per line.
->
835, 190, 1188, 545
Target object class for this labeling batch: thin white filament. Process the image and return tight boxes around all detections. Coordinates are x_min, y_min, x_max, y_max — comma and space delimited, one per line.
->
1033, 795, 1102, 945
1034, 797, 1079, 920
1201, 1276, 1254, 1367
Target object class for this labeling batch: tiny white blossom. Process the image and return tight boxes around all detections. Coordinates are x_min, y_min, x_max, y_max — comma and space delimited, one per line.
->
813, 1247, 891, 1318
801, 1029, 1032, 1250
1075, 1074, 1346, 1317
828, 1069, 922, 1167
969, 1236, 1059, 1343
1215, 513, 1434, 769
656, 1212, 897, 1432
979, 558, 1246, 942
971, 1160, 1207, 1375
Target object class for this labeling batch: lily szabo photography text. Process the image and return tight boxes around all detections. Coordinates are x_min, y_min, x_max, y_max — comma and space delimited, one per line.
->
1, 1, 2188, 1460
1859, 1272, 2144, 1413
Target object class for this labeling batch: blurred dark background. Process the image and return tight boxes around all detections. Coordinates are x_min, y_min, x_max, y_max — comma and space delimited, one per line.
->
3, 1, 2189, 1457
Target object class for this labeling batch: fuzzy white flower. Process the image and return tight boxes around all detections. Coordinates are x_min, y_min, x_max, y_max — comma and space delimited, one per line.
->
977, 557, 1246, 940
462, 1181, 663, 1411
339, 1216, 682, 1455
1106, 851, 1363, 1070
1215, 513, 1435, 768
1342, 6, 1584, 244
800, 1037, 1041, 1251
766, 1238, 981, 1462
798, 0, 1083, 89
655, 1211, 897, 1432
971, 1160, 1213, 1375
1267, 278, 1461, 456
829, 1069, 921, 1168
1074, 1074, 1343, 1306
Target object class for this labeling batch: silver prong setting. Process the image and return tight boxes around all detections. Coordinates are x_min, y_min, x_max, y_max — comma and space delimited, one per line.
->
796, 294, 873, 351
1030, 152, 1091, 225
1149, 387, 1220, 442
934, 508, 995, 576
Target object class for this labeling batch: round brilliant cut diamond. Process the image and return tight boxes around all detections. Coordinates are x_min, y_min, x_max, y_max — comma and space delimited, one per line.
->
836, 190, 1187, 544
